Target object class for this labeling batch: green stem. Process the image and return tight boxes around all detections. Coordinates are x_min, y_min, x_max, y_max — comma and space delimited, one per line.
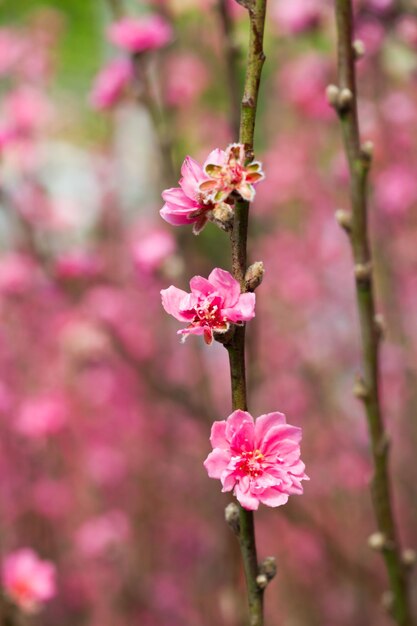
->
333, 1, 414, 624
225, 2, 268, 626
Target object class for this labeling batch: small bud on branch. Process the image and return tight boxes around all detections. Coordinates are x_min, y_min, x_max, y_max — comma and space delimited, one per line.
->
335, 209, 352, 234
245, 261, 265, 292
225, 503, 241, 536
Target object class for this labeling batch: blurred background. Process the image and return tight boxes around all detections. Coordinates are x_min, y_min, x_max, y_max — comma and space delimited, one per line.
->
0, 0, 417, 624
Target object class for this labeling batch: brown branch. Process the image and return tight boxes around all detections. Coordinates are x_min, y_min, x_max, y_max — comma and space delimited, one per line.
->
225, 1, 268, 625
331, 1, 415, 624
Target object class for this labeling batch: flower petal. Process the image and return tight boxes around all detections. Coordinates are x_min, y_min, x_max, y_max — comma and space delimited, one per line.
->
161, 286, 194, 321
207, 268, 240, 308
204, 449, 230, 479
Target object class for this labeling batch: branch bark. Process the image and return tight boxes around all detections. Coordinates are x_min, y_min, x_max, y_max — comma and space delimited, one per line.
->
225, 2, 268, 625
332, 1, 415, 624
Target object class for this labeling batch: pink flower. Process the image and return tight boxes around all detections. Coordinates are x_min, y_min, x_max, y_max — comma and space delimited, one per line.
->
164, 53, 209, 107
160, 153, 217, 234
204, 410, 308, 510
160, 145, 264, 234
90, 58, 133, 110
108, 15, 172, 53
132, 227, 175, 273
272, 0, 322, 35
2, 549, 56, 613
161, 268, 255, 345
200, 143, 265, 204
16, 394, 68, 438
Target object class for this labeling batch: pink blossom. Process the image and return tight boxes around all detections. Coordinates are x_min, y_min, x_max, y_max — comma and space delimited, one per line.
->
161, 268, 255, 345
90, 58, 133, 110
204, 410, 308, 510
2, 549, 56, 613
160, 145, 264, 234
16, 394, 68, 438
132, 227, 175, 273
272, 0, 322, 35
200, 143, 265, 204
160, 153, 215, 234
279, 54, 332, 120
108, 15, 172, 53
374, 164, 417, 216
164, 53, 209, 107
55, 251, 103, 281
75, 511, 130, 557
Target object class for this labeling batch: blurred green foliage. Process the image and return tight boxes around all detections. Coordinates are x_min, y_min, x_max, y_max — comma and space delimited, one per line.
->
0, 0, 107, 89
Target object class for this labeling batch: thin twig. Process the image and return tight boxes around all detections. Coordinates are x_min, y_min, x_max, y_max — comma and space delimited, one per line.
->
225, 1, 268, 625
331, 1, 415, 624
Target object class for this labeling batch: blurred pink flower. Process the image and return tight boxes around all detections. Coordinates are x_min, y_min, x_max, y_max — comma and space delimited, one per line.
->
0, 254, 37, 296
132, 228, 175, 273
0, 29, 25, 76
204, 410, 308, 510
161, 267, 255, 345
16, 394, 68, 438
271, 0, 322, 35
374, 164, 417, 216
2, 549, 56, 613
108, 15, 172, 53
75, 511, 130, 557
3, 86, 52, 136
90, 58, 133, 110
164, 53, 209, 107
355, 18, 385, 55
279, 54, 332, 120
395, 15, 417, 47
55, 251, 103, 281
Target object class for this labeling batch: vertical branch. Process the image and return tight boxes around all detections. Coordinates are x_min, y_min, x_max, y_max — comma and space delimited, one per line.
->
331, 1, 415, 624
217, 0, 241, 139
226, 1, 267, 625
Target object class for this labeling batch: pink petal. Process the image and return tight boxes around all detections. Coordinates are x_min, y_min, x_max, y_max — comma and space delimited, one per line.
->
204, 148, 226, 169
204, 449, 230, 478
189, 275, 215, 297
210, 420, 228, 448
207, 268, 240, 308
255, 412, 286, 447
223, 292, 256, 323
225, 410, 254, 441
180, 156, 206, 198
258, 488, 289, 508
234, 481, 260, 510
161, 286, 193, 321
260, 425, 302, 456
230, 420, 255, 453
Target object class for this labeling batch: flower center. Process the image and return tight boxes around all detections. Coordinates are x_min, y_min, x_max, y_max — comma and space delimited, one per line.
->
237, 449, 265, 478
192, 299, 226, 328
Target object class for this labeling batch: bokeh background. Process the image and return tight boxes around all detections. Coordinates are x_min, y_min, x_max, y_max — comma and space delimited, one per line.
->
0, 0, 417, 624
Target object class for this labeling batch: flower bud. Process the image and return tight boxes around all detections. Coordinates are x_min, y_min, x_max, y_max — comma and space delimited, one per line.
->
209, 203, 234, 232
256, 574, 268, 589
338, 88, 353, 110
225, 502, 240, 535
368, 532, 387, 551
245, 261, 265, 292
326, 84, 340, 108
374, 313, 386, 339
353, 39, 366, 60
335, 209, 352, 233
402, 548, 416, 568
259, 556, 277, 582
354, 262, 372, 283
353, 375, 369, 401
361, 140, 374, 162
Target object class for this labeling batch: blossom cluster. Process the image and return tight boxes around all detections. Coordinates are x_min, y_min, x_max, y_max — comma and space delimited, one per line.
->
161, 143, 265, 234
160, 143, 307, 510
